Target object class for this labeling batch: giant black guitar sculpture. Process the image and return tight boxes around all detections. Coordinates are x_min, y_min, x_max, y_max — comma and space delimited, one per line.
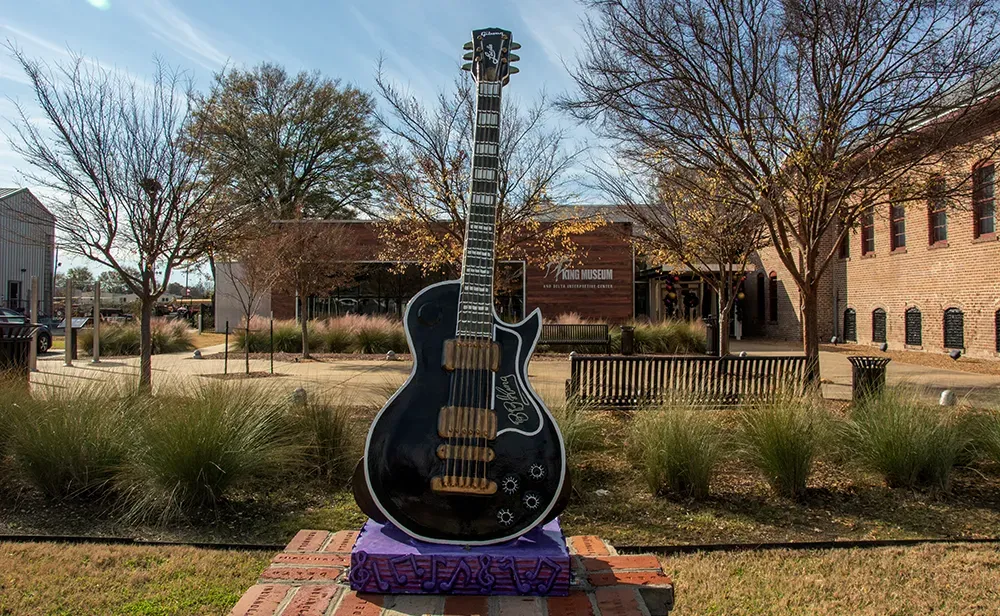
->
352, 28, 569, 545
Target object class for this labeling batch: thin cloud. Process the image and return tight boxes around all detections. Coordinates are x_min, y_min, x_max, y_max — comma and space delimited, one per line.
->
127, 0, 230, 70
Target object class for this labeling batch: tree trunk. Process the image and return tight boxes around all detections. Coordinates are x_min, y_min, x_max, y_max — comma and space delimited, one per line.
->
801, 286, 820, 384
300, 296, 310, 359
718, 309, 730, 357
245, 309, 252, 375
139, 297, 154, 392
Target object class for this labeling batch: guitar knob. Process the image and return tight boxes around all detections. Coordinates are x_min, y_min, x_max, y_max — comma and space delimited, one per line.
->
501, 475, 519, 494
417, 303, 442, 326
523, 492, 541, 510
528, 464, 545, 480
497, 509, 514, 527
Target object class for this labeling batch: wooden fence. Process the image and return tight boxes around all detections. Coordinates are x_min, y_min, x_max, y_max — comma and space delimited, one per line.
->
566, 354, 809, 408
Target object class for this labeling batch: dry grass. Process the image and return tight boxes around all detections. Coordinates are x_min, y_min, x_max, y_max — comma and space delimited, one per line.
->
665, 543, 1000, 615
0, 541, 270, 615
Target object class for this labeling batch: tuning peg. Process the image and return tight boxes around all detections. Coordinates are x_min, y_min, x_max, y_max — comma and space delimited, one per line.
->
508, 66, 519, 75
510, 42, 521, 50
509, 53, 520, 63
463, 41, 474, 50
461, 63, 473, 72
463, 52, 474, 60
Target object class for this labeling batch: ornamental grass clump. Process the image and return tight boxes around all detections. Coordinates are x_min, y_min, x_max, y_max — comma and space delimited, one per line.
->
122, 383, 296, 521
551, 400, 603, 459
842, 387, 967, 491
738, 391, 823, 499
353, 315, 407, 354
287, 394, 357, 482
78, 318, 195, 356
631, 320, 707, 354
629, 402, 724, 499
8, 383, 139, 500
969, 408, 1000, 466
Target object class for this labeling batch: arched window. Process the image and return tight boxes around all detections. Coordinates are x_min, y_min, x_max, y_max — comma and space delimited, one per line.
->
995, 309, 1000, 353
872, 308, 887, 343
768, 272, 778, 322
756, 272, 765, 322
843, 308, 857, 342
944, 308, 964, 350
905, 307, 922, 346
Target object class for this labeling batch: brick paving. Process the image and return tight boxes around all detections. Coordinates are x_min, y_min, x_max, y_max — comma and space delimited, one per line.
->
230, 529, 674, 616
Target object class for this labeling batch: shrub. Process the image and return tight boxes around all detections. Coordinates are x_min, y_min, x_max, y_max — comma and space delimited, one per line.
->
353, 316, 406, 353
551, 401, 603, 459
78, 319, 195, 356
970, 409, 1000, 466
122, 383, 296, 521
629, 402, 724, 498
841, 387, 967, 491
738, 392, 823, 498
8, 383, 139, 500
288, 395, 357, 482
631, 320, 707, 354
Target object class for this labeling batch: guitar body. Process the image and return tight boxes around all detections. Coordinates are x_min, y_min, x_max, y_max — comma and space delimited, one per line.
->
354, 280, 568, 545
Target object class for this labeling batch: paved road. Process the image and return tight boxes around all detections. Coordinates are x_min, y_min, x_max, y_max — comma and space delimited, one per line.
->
31, 341, 1000, 406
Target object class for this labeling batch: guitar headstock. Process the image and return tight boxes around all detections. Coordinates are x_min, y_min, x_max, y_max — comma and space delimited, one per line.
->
462, 28, 520, 86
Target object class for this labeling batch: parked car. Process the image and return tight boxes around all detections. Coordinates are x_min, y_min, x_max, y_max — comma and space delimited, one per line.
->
0, 308, 52, 353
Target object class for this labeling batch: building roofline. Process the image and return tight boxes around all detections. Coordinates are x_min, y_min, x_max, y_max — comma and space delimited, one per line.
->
0, 188, 56, 221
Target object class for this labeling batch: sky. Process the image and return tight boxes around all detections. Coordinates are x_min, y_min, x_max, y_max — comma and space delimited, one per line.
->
0, 0, 595, 281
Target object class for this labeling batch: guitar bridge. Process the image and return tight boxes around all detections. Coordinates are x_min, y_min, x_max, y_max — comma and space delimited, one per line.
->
438, 406, 497, 439
443, 338, 501, 371
431, 475, 497, 495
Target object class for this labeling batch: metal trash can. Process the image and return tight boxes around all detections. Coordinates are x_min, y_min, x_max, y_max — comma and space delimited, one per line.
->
703, 316, 719, 357
620, 325, 635, 356
0, 324, 39, 386
847, 356, 891, 401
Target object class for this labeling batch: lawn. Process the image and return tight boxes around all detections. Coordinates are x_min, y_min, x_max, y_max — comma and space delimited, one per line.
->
0, 541, 270, 615
0, 540, 996, 614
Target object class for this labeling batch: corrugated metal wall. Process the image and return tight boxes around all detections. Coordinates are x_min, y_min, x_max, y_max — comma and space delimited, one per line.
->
0, 189, 56, 315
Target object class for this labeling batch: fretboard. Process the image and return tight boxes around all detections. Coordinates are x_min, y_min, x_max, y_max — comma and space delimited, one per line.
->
457, 81, 502, 338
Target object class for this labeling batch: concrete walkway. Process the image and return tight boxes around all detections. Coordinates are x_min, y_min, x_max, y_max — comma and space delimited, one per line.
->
31, 341, 1000, 406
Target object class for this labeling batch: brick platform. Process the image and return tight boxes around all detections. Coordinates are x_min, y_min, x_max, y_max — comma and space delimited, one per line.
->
230, 530, 674, 615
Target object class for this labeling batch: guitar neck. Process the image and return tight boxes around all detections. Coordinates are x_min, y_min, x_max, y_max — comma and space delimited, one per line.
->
457, 80, 502, 337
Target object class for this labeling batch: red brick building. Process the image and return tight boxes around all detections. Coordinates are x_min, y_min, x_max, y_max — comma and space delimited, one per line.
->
742, 129, 1000, 359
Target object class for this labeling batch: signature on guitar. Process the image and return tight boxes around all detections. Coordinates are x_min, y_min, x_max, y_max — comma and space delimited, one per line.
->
497, 375, 529, 425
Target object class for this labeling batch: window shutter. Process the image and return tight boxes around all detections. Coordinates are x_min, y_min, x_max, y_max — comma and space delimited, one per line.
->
843, 308, 856, 342
872, 309, 886, 343
905, 308, 922, 346
944, 308, 964, 350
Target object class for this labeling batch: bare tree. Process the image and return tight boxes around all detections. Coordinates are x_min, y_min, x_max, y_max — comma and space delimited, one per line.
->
273, 222, 358, 359
598, 163, 767, 356
217, 223, 284, 373
368, 67, 603, 276
5, 47, 235, 389
565, 0, 1000, 372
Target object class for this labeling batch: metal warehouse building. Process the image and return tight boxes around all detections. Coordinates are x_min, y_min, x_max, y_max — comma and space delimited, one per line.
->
0, 188, 55, 315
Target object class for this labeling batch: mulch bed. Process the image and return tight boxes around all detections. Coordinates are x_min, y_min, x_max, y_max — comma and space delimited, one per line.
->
821, 343, 1000, 376
201, 371, 286, 380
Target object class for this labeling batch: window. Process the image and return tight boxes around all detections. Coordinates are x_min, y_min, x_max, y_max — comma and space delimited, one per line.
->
944, 308, 964, 350
843, 308, 857, 342
890, 202, 906, 250
974, 163, 996, 238
861, 206, 875, 255
905, 307, 922, 346
756, 272, 765, 322
872, 308, 887, 343
768, 272, 778, 322
928, 175, 948, 245
996, 309, 1000, 353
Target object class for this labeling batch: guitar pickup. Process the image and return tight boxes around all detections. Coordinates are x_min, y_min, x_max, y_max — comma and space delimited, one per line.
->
443, 338, 501, 371
437, 444, 495, 462
438, 406, 497, 439
431, 475, 497, 496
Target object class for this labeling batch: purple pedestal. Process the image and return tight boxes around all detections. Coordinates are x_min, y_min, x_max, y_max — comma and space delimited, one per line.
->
348, 519, 570, 596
